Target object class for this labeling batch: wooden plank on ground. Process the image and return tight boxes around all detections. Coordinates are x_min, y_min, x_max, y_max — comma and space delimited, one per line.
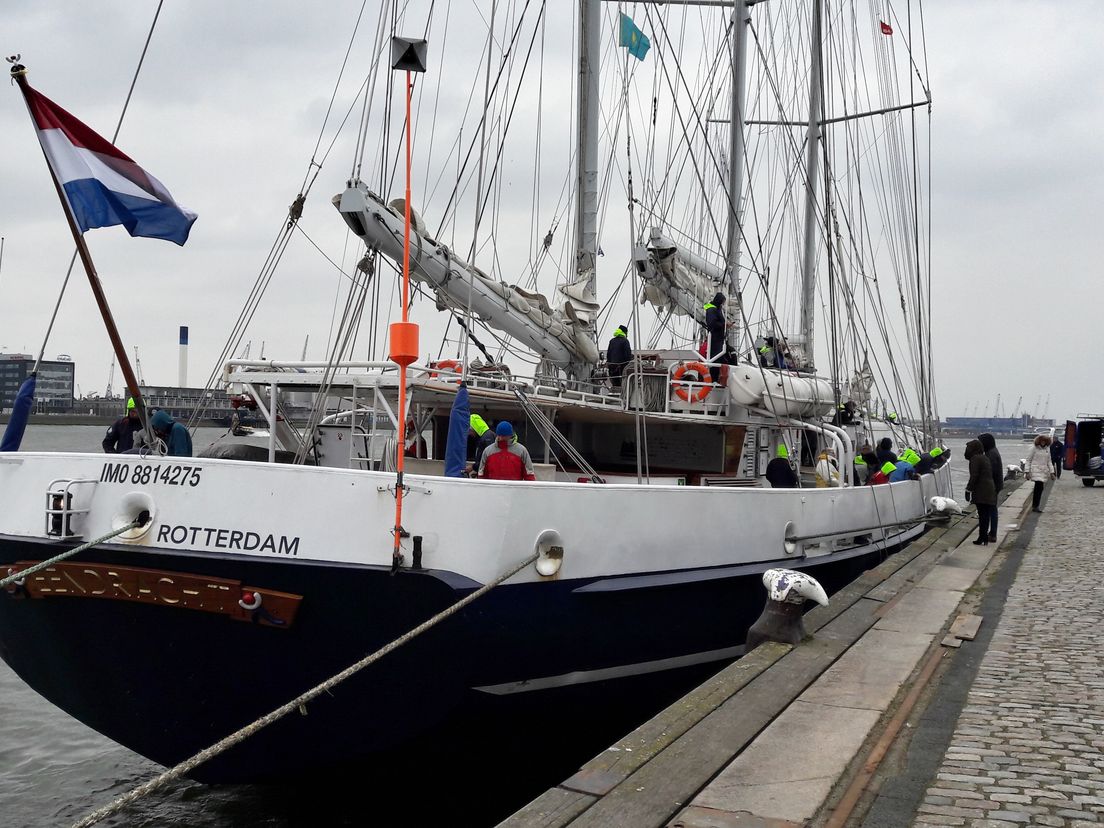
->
941, 635, 963, 649
949, 613, 983, 641
497, 788, 597, 828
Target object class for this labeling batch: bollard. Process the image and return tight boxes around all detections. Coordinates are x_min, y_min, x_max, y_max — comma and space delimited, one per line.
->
745, 568, 829, 651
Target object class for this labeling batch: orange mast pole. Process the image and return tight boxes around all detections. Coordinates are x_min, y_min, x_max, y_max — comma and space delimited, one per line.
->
389, 68, 419, 571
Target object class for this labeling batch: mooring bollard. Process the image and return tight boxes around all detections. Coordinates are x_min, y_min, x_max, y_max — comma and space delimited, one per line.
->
745, 568, 829, 651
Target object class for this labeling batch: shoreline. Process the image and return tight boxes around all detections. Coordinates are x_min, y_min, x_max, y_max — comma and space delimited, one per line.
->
0, 414, 116, 426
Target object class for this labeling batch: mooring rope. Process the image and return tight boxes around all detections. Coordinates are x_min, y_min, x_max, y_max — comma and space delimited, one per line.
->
0, 518, 145, 590
72, 550, 541, 828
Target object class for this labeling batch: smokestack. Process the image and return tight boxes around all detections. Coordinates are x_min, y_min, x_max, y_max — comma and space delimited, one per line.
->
178, 325, 188, 387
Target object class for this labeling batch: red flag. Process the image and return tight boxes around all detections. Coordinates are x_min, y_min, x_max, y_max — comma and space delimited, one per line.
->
879, 20, 893, 35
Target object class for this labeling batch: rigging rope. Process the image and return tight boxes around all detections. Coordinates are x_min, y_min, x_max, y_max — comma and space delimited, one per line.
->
1, 518, 146, 590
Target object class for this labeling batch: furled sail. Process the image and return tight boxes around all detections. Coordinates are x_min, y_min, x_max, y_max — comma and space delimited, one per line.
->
634, 228, 725, 326
335, 184, 600, 369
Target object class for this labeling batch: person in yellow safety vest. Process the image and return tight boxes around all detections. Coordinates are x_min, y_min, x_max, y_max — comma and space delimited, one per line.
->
815, 448, 839, 487
900, 448, 922, 466
757, 336, 783, 369
765, 443, 799, 488
468, 414, 496, 464
606, 324, 633, 388
703, 293, 732, 382
914, 447, 945, 475
102, 397, 142, 453
868, 461, 897, 485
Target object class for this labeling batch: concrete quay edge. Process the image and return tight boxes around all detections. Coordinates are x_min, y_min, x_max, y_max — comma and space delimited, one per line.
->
499, 481, 1031, 828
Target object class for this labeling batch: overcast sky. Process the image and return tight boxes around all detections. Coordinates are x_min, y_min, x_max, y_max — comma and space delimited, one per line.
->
1, 1, 1101, 424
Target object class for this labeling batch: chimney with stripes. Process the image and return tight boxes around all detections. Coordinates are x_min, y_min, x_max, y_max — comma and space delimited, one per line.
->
178, 325, 188, 388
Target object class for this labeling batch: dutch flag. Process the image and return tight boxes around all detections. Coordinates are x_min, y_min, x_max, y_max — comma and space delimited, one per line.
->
23, 84, 197, 246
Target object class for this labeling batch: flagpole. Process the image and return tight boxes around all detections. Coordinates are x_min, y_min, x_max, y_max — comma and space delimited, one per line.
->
10, 64, 150, 434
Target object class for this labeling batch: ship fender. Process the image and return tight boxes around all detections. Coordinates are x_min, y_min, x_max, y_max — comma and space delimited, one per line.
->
745, 568, 828, 651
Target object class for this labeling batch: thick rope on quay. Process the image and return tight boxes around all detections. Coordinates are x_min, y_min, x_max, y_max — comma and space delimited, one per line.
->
72, 550, 541, 828
0, 517, 146, 589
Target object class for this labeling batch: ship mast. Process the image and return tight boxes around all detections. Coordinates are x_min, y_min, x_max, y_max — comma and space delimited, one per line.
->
575, 0, 600, 304
724, 0, 752, 347
797, 0, 824, 369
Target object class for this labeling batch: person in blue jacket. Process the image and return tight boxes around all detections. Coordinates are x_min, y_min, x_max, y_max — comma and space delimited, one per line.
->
151, 410, 193, 457
888, 449, 919, 482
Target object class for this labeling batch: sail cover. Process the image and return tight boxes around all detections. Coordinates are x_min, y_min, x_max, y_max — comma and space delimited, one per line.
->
444, 383, 470, 478
336, 186, 599, 369
0, 374, 36, 452
635, 230, 725, 323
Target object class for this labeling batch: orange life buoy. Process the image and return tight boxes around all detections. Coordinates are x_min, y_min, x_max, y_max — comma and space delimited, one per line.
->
671, 361, 713, 402
428, 359, 462, 379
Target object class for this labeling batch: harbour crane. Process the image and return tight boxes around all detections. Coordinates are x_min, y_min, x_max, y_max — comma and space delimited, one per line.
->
105, 353, 115, 398
133, 346, 145, 386
1013, 395, 1023, 418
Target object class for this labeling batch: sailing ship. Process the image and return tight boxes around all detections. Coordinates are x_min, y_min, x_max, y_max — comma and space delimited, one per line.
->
0, 0, 949, 785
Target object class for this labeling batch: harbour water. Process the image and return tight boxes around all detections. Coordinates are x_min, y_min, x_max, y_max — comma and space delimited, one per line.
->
0, 428, 1012, 826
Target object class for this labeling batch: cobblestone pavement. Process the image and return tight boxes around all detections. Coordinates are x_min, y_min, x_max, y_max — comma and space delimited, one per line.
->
913, 478, 1104, 827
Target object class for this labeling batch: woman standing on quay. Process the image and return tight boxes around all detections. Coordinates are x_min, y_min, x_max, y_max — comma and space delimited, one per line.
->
1026, 434, 1055, 513
964, 439, 997, 545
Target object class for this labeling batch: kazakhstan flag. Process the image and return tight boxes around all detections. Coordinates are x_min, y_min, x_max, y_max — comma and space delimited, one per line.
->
618, 13, 650, 61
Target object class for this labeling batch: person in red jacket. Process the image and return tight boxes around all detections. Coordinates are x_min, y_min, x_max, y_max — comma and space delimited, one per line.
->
478, 421, 536, 481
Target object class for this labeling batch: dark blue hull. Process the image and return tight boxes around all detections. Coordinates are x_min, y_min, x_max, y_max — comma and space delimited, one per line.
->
0, 532, 914, 788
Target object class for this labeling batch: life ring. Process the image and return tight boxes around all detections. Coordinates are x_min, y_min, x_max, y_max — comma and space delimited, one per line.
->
428, 359, 462, 379
671, 362, 713, 402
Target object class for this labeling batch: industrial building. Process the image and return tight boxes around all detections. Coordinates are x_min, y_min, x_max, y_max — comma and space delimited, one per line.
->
0, 354, 75, 413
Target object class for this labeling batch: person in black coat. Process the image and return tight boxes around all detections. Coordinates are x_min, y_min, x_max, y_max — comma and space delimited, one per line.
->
875, 437, 897, 466
606, 324, 633, 389
1050, 437, 1064, 480
765, 444, 799, 488
965, 439, 997, 544
978, 433, 1004, 542
703, 293, 730, 383
102, 398, 142, 453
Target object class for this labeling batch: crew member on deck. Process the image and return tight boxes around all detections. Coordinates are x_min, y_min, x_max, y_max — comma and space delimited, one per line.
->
815, 448, 839, 487
834, 400, 858, 426
913, 446, 944, 475
468, 414, 496, 463
703, 293, 732, 383
478, 421, 536, 481
150, 410, 193, 457
889, 450, 920, 482
875, 437, 898, 466
765, 444, 799, 489
404, 416, 428, 458
868, 461, 897, 485
102, 398, 142, 454
606, 324, 633, 389
855, 443, 879, 483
